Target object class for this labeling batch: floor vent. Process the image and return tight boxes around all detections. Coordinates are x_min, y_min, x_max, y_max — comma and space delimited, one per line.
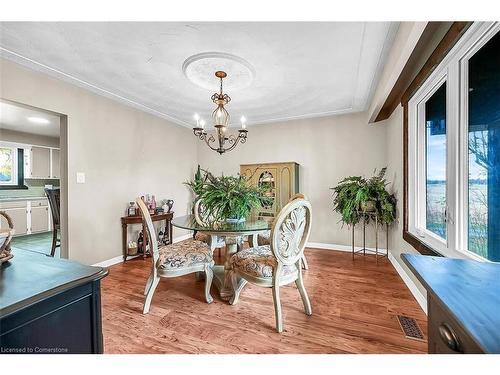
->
397, 315, 425, 341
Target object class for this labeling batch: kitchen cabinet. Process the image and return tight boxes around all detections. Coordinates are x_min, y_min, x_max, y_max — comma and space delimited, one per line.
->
26, 146, 60, 179
1, 207, 28, 236
51, 148, 60, 178
0, 199, 50, 235
30, 146, 51, 178
31, 205, 50, 233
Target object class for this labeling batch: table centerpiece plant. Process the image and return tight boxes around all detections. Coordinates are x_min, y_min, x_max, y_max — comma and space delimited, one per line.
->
185, 168, 268, 223
330, 167, 397, 226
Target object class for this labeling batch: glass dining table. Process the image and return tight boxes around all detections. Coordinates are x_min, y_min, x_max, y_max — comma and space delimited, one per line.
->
172, 214, 271, 301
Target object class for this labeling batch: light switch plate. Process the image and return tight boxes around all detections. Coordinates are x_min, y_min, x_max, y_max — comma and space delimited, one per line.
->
76, 172, 85, 184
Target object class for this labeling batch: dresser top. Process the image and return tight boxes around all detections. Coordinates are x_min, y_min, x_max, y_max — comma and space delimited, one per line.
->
0, 249, 108, 317
402, 254, 500, 353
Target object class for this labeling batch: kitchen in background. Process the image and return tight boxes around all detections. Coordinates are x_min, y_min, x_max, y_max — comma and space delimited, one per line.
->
0, 101, 61, 256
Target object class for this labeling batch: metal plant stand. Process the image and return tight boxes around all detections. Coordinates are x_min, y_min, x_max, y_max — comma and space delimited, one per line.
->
351, 211, 388, 264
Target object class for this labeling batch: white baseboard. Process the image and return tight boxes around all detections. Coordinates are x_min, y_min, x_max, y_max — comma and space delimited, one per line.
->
92, 233, 194, 268
306, 241, 427, 315
388, 252, 427, 314
307, 241, 386, 253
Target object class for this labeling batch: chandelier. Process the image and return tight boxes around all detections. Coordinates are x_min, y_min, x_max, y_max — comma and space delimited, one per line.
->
192, 71, 248, 155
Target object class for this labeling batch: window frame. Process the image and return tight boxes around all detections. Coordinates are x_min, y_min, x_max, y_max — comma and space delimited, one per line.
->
0, 144, 18, 186
0, 141, 28, 190
405, 21, 500, 260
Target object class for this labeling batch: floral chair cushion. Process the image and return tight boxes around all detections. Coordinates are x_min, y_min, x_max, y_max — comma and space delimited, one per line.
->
230, 245, 297, 278
156, 239, 213, 270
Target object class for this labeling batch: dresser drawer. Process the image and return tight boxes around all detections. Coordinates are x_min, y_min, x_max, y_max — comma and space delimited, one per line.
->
428, 293, 484, 353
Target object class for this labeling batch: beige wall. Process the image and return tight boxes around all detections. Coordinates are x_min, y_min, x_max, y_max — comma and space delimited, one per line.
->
197, 112, 388, 248
382, 105, 426, 296
0, 128, 60, 148
0, 58, 197, 265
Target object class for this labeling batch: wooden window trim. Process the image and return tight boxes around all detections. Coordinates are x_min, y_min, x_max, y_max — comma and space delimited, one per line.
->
401, 22, 472, 256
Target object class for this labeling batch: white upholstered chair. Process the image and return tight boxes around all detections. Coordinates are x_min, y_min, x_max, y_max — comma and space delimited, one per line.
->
254, 193, 309, 270
137, 198, 214, 314
229, 197, 313, 332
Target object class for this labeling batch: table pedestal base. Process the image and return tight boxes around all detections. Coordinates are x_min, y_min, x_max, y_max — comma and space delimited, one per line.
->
212, 265, 246, 301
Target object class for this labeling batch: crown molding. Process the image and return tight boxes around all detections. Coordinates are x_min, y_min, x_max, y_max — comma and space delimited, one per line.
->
0, 47, 192, 128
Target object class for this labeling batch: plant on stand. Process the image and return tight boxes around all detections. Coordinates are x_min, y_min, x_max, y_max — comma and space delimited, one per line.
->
330, 168, 397, 226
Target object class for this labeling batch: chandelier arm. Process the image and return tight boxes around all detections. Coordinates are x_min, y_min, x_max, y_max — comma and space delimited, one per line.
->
202, 133, 220, 152
221, 136, 242, 153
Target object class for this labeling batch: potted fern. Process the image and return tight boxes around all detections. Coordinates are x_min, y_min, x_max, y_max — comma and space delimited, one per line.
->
330, 168, 397, 226
185, 169, 266, 223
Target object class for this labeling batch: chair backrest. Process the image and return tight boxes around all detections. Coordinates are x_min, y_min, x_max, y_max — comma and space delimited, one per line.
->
136, 198, 159, 265
193, 198, 207, 226
289, 193, 306, 201
194, 198, 217, 226
270, 198, 312, 267
44, 188, 60, 227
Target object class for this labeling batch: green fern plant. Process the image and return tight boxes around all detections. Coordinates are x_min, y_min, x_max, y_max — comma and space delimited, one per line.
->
185, 169, 268, 222
330, 168, 397, 226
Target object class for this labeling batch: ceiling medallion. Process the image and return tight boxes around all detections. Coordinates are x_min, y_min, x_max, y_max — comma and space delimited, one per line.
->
182, 52, 255, 91
192, 71, 248, 155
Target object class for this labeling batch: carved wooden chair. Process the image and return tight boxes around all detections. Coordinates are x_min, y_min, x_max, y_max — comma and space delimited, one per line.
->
44, 187, 60, 257
137, 198, 214, 314
254, 193, 309, 270
229, 197, 313, 332
193, 198, 226, 254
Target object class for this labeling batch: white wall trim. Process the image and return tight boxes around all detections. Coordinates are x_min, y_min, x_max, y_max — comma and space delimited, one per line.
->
92, 233, 193, 268
307, 241, 386, 253
306, 241, 427, 314
388, 252, 427, 314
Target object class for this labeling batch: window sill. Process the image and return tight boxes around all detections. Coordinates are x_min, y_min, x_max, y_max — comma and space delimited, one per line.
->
403, 230, 487, 261
0, 185, 29, 190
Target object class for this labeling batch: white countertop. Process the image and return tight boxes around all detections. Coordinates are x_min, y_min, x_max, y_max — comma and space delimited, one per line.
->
0, 196, 47, 202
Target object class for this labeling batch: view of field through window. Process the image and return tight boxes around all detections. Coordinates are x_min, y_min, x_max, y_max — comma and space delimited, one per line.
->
425, 83, 447, 240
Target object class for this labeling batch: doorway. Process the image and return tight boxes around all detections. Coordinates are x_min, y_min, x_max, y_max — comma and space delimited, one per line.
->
0, 99, 68, 258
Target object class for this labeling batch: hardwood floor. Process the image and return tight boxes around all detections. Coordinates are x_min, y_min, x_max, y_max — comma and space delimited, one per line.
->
101, 247, 427, 353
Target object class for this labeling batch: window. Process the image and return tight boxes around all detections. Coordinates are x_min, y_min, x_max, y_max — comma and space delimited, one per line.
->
425, 83, 447, 240
408, 22, 500, 261
0, 146, 18, 186
466, 28, 500, 261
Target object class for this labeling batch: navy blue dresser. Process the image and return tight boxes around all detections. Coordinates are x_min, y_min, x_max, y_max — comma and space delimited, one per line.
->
1, 250, 108, 354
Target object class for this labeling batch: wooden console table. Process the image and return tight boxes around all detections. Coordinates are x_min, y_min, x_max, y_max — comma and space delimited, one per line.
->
121, 212, 173, 261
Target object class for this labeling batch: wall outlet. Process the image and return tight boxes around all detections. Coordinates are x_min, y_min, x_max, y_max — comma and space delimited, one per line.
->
76, 172, 86, 184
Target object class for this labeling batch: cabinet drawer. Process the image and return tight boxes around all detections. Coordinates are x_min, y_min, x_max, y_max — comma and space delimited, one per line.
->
31, 199, 48, 207
428, 293, 483, 353
0, 200, 28, 209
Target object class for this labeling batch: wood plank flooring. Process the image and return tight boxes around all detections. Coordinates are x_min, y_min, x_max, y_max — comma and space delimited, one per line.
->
101, 247, 427, 353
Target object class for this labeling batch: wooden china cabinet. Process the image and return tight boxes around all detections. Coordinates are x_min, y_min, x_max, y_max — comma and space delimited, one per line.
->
240, 162, 299, 221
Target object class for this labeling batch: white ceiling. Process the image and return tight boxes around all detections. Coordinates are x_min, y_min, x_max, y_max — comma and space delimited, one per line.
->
0, 101, 60, 137
0, 22, 398, 128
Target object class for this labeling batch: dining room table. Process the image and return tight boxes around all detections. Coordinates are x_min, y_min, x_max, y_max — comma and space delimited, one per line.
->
171, 214, 272, 301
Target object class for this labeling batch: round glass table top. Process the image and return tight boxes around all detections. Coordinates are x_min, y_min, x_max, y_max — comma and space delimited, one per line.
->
172, 214, 271, 233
